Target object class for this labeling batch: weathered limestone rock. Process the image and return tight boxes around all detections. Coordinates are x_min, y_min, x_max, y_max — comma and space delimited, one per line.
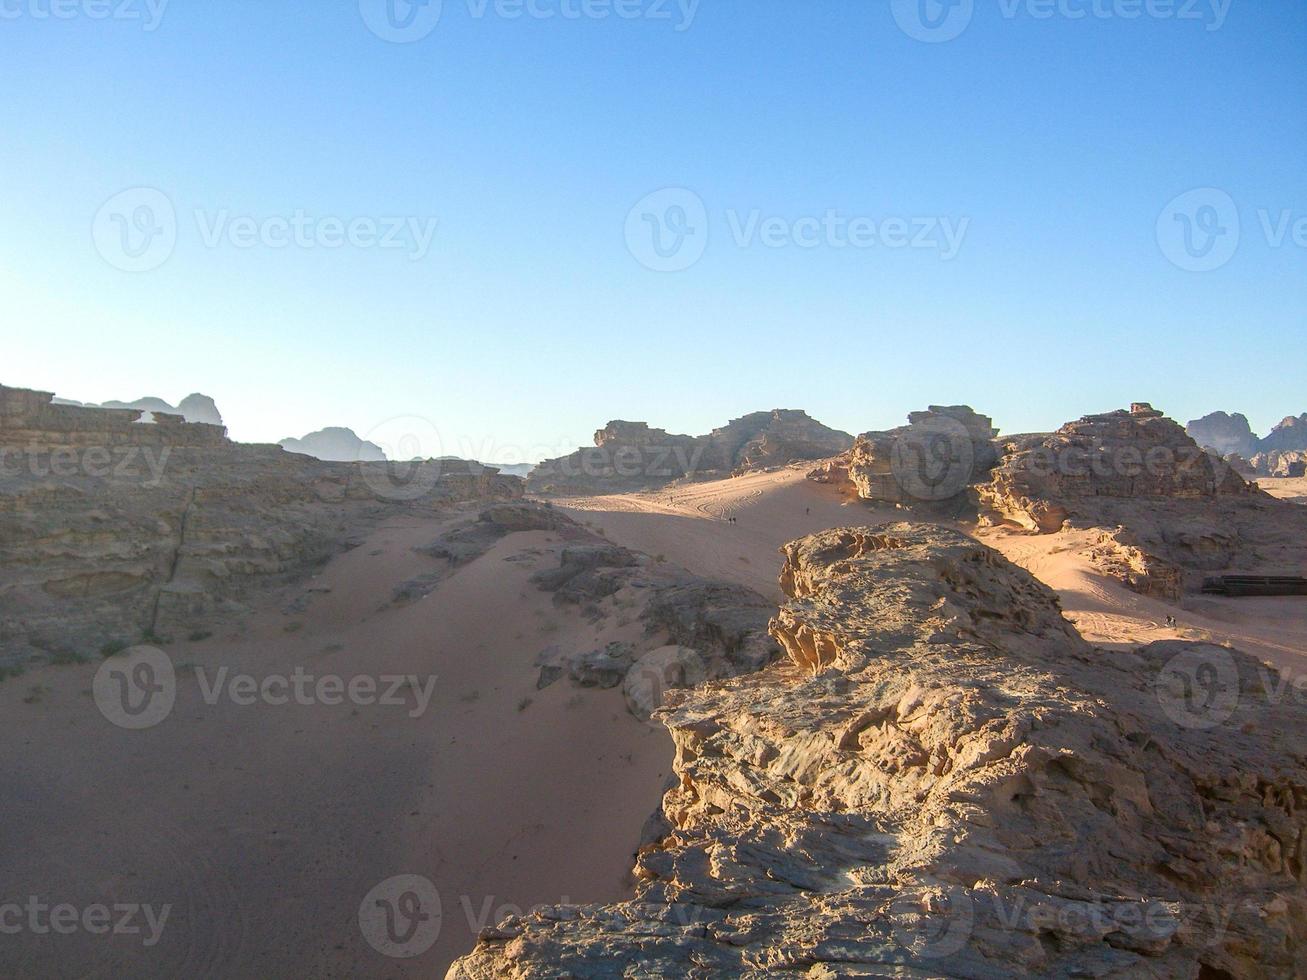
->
449, 524, 1307, 978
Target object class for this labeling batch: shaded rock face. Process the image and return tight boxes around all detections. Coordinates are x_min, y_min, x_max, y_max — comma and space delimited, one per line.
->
279, 426, 386, 462
809, 405, 999, 514
1261, 414, 1307, 454
449, 524, 1307, 978
0, 385, 523, 662
1186, 411, 1259, 459
528, 411, 852, 494
52, 392, 224, 427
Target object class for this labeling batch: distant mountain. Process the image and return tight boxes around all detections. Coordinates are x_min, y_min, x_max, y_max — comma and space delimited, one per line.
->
1187, 410, 1307, 475
53, 393, 224, 426
279, 427, 386, 462
1185, 411, 1258, 459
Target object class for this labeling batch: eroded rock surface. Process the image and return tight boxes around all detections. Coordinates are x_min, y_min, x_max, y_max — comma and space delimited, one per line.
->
809, 405, 999, 514
1187, 411, 1260, 459
528, 411, 852, 494
976, 404, 1307, 599
0, 385, 523, 662
449, 524, 1307, 978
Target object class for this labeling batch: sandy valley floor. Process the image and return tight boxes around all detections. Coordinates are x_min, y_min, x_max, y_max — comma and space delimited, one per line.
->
3, 468, 1304, 977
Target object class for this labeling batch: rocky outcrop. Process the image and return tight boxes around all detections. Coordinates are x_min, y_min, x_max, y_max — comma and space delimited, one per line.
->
1260, 414, 1307, 454
528, 411, 852, 494
0, 385, 523, 663
1186, 411, 1259, 459
978, 404, 1307, 599
809, 405, 999, 514
979, 403, 1256, 535
449, 524, 1307, 978
52, 392, 224, 427
279, 426, 386, 462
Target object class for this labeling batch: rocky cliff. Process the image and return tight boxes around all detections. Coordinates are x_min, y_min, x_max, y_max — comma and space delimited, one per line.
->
449, 524, 1307, 977
808, 405, 999, 514
1187, 411, 1307, 475
0, 385, 522, 664
1186, 411, 1259, 459
529, 411, 852, 494
978, 403, 1306, 599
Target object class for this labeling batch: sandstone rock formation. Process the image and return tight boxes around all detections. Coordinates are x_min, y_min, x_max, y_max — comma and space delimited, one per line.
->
449, 524, 1307, 978
0, 385, 522, 664
528, 411, 852, 495
978, 403, 1307, 599
53, 392, 225, 427
279, 426, 386, 462
1186, 411, 1259, 459
1259, 414, 1307, 454
809, 405, 999, 513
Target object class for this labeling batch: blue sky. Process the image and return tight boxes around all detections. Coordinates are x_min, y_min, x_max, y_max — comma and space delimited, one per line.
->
2, 0, 1303, 464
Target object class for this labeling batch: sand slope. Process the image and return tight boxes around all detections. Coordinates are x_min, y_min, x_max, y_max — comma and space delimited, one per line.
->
0, 511, 669, 978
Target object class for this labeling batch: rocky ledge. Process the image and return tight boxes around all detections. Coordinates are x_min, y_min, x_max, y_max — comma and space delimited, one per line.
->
448, 523, 1306, 978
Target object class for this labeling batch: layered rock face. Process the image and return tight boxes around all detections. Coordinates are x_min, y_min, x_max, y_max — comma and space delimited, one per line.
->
278, 426, 386, 462
0, 386, 522, 662
449, 524, 1307, 978
978, 404, 1307, 599
528, 411, 852, 494
809, 405, 999, 513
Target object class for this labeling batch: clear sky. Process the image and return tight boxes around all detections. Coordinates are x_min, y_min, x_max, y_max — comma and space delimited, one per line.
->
2, 0, 1303, 465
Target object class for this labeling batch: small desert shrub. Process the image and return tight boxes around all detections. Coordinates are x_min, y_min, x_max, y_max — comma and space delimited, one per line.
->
100, 640, 129, 659
50, 650, 89, 666
0, 665, 27, 684
187, 630, 213, 643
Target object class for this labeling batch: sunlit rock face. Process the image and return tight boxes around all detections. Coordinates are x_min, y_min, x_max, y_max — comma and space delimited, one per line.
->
449, 522, 1307, 978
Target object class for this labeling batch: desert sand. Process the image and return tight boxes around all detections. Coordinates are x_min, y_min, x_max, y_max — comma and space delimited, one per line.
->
0, 510, 670, 977
5, 465, 1304, 977
562, 465, 1307, 671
